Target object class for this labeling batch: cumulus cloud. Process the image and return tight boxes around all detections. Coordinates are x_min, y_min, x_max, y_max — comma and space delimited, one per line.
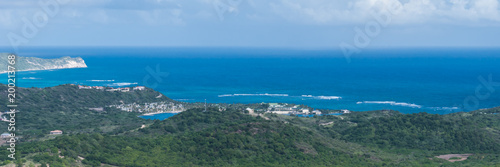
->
1, 0, 498, 29
1, 0, 499, 41
262, 0, 500, 25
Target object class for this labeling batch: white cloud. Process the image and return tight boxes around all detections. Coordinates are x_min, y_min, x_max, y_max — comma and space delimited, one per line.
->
1, 0, 499, 33
263, 0, 500, 25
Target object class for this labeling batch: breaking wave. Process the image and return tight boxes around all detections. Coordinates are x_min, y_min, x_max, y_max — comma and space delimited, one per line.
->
218, 93, 289, 97
356, 101, 422, 108
301, 95, 342, 100
107, 82, 138, 87
428, 107, 460, 110
22, 77, 41, 80
87, 80, 115, 82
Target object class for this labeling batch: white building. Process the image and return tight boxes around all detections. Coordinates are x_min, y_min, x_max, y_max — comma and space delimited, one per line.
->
269, 111, 292, 115
78, 85, 92, 89
50, 130, 63, 135
341, 109, 351, 114
119, 87, 130, 92
133, 86, 146, 91
1, 133, 10, 138
312, 110, 322, 115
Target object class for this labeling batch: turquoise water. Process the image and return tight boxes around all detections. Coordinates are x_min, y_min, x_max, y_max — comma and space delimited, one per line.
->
286, 113, 343, 118
139, 113, 178, 120
2, 47, 500, 114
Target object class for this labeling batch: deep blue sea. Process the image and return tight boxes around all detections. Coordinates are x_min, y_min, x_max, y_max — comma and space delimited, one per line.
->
2, 47, 500, 114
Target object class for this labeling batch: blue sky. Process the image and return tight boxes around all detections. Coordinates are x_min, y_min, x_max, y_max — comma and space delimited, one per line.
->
1, 0, 500, 49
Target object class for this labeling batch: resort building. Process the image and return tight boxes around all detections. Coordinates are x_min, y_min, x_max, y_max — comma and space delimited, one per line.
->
269, 110, 292, 115
133, 86, 146, 91
106, 88, 120, 92
1, 133, 10, 138
78, 85, 92, 89
93, 86, 105, 90
50, 130, 63, 135
312, 110, 322, 115
119, 87, 130, 92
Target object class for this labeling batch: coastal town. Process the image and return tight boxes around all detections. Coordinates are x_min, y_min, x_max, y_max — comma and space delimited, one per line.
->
71, 84, 349, 117
264, 103, 349, 115
77, 84, 146, 92
108, 101, 186, 115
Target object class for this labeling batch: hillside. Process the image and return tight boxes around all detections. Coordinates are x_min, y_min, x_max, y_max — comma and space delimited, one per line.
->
0, 84, 174, 139
0, 53, 87, 73
0, 84, 499, 166
4, 107, 499, 166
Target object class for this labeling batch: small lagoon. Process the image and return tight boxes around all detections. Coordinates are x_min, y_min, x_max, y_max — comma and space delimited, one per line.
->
139, 113, 178, 120
284, 113, 343, 117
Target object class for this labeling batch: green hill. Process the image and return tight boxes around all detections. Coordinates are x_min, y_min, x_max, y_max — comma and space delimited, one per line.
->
0, 84, 499, 166
0, 84, 173, 138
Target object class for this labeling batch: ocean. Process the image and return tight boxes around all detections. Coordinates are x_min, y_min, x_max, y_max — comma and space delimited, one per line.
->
2, 47, 500, 114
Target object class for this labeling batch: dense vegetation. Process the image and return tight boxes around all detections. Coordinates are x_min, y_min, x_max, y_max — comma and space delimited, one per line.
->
5, 107, 500, 167
8, 108, 378, 167
0, 84, 499, 166
339, 112, 500, 152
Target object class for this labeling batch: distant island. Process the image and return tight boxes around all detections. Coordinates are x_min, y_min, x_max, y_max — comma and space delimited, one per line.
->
0, 53, 87, 73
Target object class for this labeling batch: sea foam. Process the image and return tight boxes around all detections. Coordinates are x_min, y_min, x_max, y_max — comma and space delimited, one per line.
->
357, 101, 422, 108
107, 82, 138, 87
301, 95, 342, 100
218, 93, 289, 97
428, 107, 460, 110
87, 80, 115, 82
22, 77, 41, 80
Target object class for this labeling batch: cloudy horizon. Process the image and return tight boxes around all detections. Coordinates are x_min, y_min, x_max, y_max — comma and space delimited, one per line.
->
1, 0, 500, 49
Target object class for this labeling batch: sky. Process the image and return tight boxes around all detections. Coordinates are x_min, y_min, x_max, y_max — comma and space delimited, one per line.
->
1, 0, 500, 49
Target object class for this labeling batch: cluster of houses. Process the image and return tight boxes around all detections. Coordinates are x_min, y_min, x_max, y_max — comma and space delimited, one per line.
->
109, 101, 185, 113
1, 133, 11, 138
77, 85, 146, 92
266, 103, 322, 115
264, 103, 350, 115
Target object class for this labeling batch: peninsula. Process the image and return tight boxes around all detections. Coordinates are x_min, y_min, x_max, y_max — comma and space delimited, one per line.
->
0, 53, 87, 73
